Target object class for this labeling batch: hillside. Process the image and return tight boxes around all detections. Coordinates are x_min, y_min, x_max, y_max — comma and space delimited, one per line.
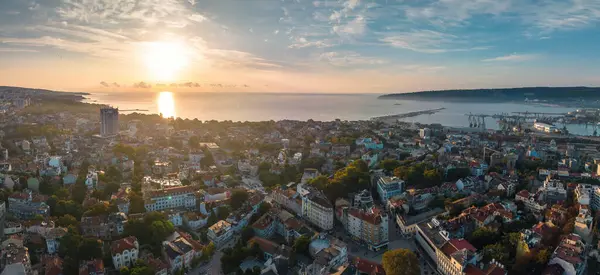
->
379, 87, 600, 102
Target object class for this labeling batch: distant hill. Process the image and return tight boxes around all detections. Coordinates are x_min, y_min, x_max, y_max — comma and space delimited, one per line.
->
379, 87, 600, 102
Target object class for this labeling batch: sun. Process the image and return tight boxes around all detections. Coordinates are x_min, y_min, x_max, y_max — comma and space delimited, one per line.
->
143, 41, 189, 82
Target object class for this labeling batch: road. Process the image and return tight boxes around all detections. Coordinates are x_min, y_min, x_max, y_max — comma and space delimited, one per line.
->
343, 217, 438, 275
188, 235, 239, 275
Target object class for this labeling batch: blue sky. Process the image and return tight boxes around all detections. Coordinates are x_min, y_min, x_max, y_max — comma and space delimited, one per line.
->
1, 0, 600, 93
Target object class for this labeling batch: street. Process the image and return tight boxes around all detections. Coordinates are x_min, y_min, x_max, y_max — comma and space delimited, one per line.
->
343, 219, 438, 275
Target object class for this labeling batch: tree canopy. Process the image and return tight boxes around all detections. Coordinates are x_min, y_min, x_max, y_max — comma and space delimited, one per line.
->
382, 249, 420, 275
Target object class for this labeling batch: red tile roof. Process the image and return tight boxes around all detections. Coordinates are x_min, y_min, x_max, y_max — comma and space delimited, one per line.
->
111, 236, 137, 254
354, 258, 385, 275
348, 208, 385, 225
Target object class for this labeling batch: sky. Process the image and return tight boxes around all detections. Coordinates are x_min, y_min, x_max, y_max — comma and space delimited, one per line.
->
1, 0, 600, 93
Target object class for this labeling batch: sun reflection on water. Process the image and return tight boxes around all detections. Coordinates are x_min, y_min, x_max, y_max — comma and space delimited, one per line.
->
158, 91, 176, 118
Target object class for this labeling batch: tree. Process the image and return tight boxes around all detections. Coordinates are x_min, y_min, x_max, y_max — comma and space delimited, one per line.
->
535, 249, 551, 265
241, 227, 255, 243
202, 242, 216, 257
468, 228, 499, 250
57, 214, 78, 228
382, 249, 420, 275
482, 243, 508, 263
293, 236, 311, 256
230, 190, 249, 210
380, 159, 401, 173
128, 193, 146, 214
257, 202, 271, 216
71, 182, 88, 204
78, 238, 103, 260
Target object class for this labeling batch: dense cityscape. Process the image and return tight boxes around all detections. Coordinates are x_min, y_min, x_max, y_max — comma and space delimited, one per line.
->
2, 88, 600, 275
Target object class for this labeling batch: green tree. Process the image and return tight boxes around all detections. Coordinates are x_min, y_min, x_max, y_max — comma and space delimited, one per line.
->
380, 159, 401, 173
382, 249, 420, 275
230, 190, 249, 210
483, 243, 509, 263
56, 214, 78, 228
293, 236, 311, 256
71, 182, 88, 204
78, 238, 103, 260
535, 249, 551, 265
467, 227, 499, 250
241, 227, 255, 243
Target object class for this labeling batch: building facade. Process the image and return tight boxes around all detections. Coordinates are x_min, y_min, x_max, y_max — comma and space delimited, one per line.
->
111, 236, 139, 269
347, 207, 388, 251
376, 177, 404, 204
100, 107, 119, 136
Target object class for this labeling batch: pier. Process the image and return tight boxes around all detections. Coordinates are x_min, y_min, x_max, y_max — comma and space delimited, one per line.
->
371, 108, 445, 121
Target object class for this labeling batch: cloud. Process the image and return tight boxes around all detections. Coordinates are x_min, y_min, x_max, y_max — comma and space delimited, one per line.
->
319, 51, 387, 67
482, 53, 540, 62
380, 30, 487, 53
6, 11, 21, 15
100, 81, 109, 87
0, 48, 38, 53
132, 82, 152, 89
189, 14, 207, 23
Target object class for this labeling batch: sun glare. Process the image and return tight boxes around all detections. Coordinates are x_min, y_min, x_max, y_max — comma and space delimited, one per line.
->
143, 41, 189, 82
158, 91, 176, 118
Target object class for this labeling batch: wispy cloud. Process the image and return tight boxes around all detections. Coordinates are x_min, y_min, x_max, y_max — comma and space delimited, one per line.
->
319, 51, 387, 67
482, 53, 540, 62
0, 48, 38, 53
380, 30, 487, 53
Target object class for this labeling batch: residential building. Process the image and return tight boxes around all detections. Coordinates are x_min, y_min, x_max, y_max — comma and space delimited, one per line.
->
79, 259, 105, 275
111, 236, 139, 269
45, 228, 67, 254
436, 239, 477, 275
347, 207, 388, 251
515, 190, 547, 217
307, 235, 348, 273
143, 186, 196, 212
548, 234, 586, 275
182, 212, 207, 230
376, 177, 404, 204
163, 237, 196, 272
271, 185, 303, 216
301, 185, 334, 231
1, 243, 31, 275
100, 107, 119, 136
207, 220, 233, 247
574, 205, 593, 244
301, 168, 319, 184
248, 237, 292, 261
540, 177, 567, 204
8, 189, 49, 219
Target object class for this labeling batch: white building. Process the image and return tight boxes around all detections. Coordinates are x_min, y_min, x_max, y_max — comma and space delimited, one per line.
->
111, 236, 139, 269
515, 190, 547, 216
163, 237, 196, 272
574, 205, 593, 244
144, 186, 196, 212
376, 177, 404, 204
85, 168, 99, 189
347, 207, 388, 251
540, 177, 567, 204
207, 220, 233, 247
300, 185, 334, 231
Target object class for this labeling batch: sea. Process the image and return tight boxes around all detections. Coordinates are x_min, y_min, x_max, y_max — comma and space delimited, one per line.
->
83, 91, 598, 136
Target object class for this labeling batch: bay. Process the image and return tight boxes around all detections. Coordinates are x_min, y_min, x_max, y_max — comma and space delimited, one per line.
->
84, 91, 597, 136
